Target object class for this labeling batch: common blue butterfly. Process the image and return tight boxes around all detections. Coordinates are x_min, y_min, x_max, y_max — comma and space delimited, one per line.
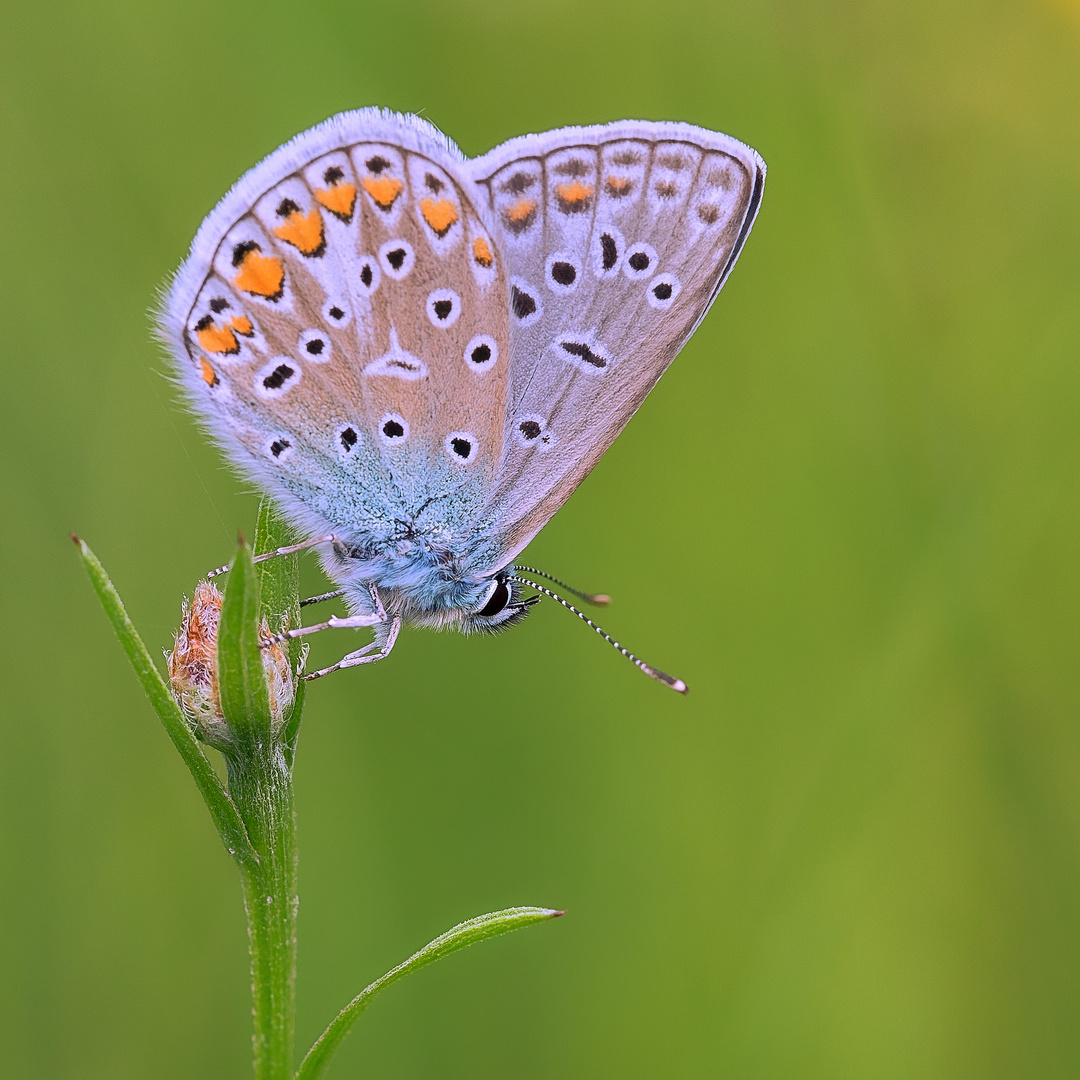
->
160, 110, 765, 692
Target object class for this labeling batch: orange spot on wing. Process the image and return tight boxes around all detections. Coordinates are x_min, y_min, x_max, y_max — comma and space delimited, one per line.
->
273, 207, 325, 256
503, 198, 538, 235
314, 182, 357, 221
506, 199, 536, 223
472, 236, 493, 268
233, 249, 285, 300
229, 315, 254, 336
199, 358, 219, 386
419, 197, 458, 237
362, 176, 403, 210
196, 322, 239, 354
555, 180, 594, 212
605, 175, 633, 196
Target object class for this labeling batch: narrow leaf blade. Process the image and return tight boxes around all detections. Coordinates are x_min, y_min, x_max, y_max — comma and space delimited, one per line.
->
217, 537, 273, 739
253, 499, 305, 763
73, 536, 257, 867
253, 499, 300, 647
295, 907, 562, 1080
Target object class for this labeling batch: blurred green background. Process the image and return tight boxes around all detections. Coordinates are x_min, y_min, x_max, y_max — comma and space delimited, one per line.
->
3, 0, 1080, 1076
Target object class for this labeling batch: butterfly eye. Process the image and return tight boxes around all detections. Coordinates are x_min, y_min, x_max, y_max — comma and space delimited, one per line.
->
477, 577, 510, 618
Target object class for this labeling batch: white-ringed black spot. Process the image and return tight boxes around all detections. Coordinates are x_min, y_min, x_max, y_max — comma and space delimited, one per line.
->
509, 278, 542, 326
276, 197, 301, 217
353, 256, 380, 295
463, 334, 498, 373
256, 357, 301, 398
513, 413, 554, 449
379, 238, 414, 280
425, 173, 444, 192
299, 329, 331, 362
340, 426, 357, 451
561, 341, 607, 368
194, 314, 213, 331
512, 287, 534, 318
601, 233, 618, 271
623, 242, 658, 281
209, 296, 229, 313
379, 413, 408, 444
646, 273, 681, 311
366, 156, 390, 174
544, 250, 582, 296
322, 298, 352, 328
445, 431, 478, 463
269, 437, 292, 459
592, 225, 624, 278
324, 165, 345, 184
426, 288, 461, 328
264, 364, 294, 389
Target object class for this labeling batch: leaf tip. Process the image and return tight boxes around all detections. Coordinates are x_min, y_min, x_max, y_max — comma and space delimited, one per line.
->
70, 532, 83, 547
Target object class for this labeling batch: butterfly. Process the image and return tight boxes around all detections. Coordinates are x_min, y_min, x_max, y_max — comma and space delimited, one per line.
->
159, 109, 765, 692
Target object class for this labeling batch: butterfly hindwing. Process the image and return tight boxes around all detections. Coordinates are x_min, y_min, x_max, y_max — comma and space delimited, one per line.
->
468, 121, 765, 570
164, 111, 511, 549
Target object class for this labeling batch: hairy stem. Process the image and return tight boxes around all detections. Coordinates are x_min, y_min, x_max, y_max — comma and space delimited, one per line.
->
229, 742, 297, 1080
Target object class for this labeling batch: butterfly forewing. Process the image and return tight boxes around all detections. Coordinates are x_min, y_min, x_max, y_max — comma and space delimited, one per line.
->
167, 117, 512, 548
164, 111, 763, 606
469, 122, 765, 570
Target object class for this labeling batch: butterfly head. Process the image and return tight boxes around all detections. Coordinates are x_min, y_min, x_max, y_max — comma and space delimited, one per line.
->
460, 572, 539, 634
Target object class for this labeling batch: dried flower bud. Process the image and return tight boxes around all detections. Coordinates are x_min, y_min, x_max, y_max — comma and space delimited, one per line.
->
168, 580, 295, 747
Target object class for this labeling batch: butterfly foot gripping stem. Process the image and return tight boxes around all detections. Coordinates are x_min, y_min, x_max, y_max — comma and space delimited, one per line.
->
302, 615, 401, 680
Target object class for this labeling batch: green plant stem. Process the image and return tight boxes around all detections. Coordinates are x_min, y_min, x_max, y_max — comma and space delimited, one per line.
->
229, 742, 297, 1080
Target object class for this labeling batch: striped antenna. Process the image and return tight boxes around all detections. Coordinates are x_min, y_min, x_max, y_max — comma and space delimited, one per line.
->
511, 575, 687, 694
514, 565, 611, 606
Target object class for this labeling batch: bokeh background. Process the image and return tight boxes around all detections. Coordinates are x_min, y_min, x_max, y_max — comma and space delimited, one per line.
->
3, 0, 1080, 1076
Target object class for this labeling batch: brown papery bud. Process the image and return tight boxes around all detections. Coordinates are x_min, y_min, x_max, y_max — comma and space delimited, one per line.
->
168, 580, 294, 748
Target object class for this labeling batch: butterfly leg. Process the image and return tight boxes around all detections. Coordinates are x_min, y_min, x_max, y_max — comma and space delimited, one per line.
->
301, 589, 346, 608
276, 584, 385, 641
302, 615, 402, 681
205, 533, 338, 580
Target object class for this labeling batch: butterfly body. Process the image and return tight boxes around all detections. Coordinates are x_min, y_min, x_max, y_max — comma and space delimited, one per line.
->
162, 109, 764, 674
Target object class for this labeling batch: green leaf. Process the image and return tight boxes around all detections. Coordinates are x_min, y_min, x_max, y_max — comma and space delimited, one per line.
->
254, 499, 300, 648
252, 499, 305, 765
217, 536, 273, 741
294, 907, 563, 1080
73, 535, 258, 868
